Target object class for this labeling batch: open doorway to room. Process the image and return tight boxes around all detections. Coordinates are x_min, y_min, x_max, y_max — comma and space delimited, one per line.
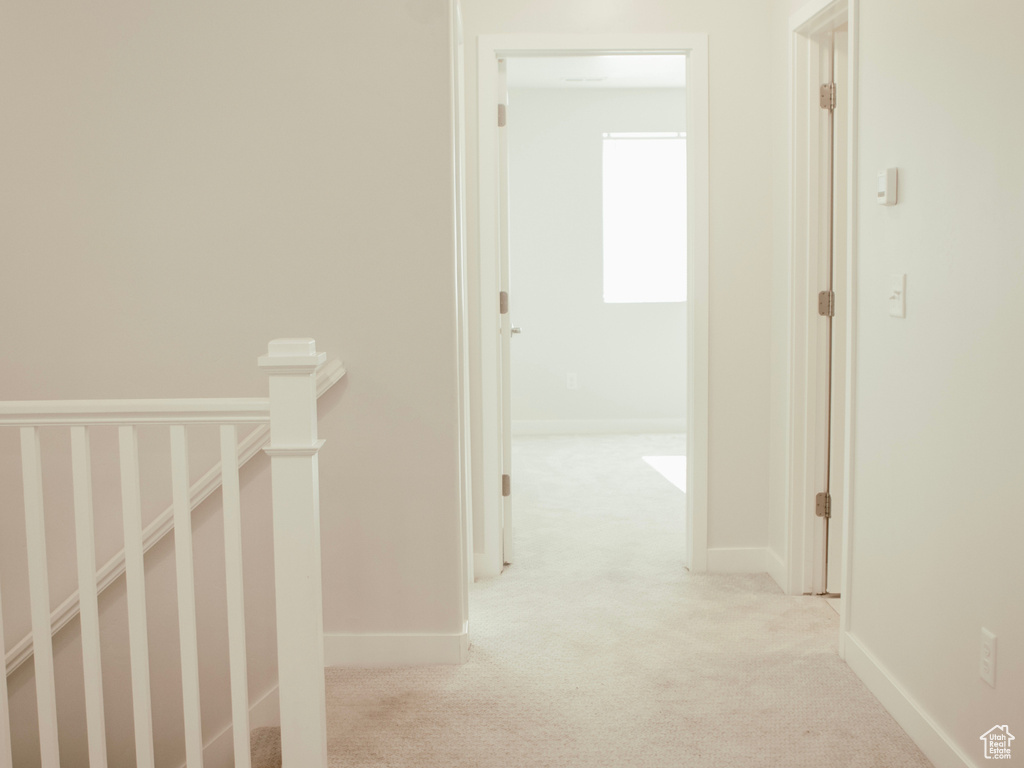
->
785, 0, 856, 645
473, 36, 710, 583
504, 55, 689, 572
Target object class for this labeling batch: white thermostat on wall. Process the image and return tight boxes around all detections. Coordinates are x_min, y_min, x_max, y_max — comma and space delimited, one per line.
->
877, 168, 898, 206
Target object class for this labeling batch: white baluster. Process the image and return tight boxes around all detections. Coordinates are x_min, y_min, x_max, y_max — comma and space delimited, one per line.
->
258, 339, 328, 768
20, 427, 60, 768
0, 572, 13, 768
220, 425, 250, 768
71, 427, 108, 768
171, 426, 204, 768
119, 426, 155, 768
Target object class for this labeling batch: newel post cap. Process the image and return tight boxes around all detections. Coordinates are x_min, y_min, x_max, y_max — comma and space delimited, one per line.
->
258, 338, 327, 372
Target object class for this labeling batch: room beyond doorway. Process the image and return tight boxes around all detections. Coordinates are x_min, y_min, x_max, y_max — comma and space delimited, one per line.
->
504, 56, 688, 439
473, 35, 711, 581
502, 56, 689, 573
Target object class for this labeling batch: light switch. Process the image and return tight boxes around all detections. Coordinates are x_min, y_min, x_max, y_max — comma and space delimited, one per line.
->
889, 274, 906, 318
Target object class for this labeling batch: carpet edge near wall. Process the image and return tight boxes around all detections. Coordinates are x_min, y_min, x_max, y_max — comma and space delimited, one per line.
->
844, 633, 974, 768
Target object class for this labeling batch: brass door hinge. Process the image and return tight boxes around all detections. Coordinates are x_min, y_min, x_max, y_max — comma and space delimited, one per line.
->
815, 492, 831, 518
819, 82, 836, 111
818, 290, 835, 317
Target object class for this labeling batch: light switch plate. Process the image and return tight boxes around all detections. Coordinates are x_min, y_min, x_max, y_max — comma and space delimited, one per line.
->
889, 274, 906, 318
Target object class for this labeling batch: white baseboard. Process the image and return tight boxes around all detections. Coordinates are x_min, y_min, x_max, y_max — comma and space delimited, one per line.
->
705, 547, 768, 573
765, 547, 787, 591
474, 551, 502, 580
512, 418, 685, 436
182, 685, 280, 768
325, 625, 470, 667
844, 632, 974, 768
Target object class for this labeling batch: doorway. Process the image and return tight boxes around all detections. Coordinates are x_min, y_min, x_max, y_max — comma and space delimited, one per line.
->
474, 35, 710, 580
504, 56, 688, 569
786, 0, 857, 641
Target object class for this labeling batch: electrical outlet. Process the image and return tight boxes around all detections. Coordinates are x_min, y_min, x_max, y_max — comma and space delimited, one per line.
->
566, 373, 578, 391
889, 274, 906, 318
980, 628, 997, 687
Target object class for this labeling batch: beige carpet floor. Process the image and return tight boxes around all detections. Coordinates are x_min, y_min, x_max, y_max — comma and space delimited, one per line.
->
324, 434, 933, 767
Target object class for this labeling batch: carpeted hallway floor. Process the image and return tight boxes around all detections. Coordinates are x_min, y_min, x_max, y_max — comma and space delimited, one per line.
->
324, 434, 933, 767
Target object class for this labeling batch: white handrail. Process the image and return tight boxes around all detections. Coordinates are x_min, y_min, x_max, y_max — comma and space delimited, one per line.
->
0, 398, 270, 426
3, 358, 345, 677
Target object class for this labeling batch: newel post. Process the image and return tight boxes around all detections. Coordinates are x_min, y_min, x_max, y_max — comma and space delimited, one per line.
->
258, 338, 328, 768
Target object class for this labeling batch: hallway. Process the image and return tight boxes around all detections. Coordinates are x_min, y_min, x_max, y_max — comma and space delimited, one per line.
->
324, 435, 932, 767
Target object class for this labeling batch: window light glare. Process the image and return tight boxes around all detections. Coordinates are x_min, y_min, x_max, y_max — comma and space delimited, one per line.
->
602, 134, 687, 304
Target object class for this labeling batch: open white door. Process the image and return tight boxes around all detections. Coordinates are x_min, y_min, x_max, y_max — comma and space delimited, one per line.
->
498, 59, 514, 565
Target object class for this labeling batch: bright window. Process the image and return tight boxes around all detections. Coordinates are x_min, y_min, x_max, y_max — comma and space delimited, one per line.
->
602, 132, 687, 303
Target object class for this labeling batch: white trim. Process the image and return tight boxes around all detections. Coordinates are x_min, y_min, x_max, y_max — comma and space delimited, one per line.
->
178, 685, 280, 768
476, 35, 503, 580
0, 398, 271, 426
844, 633, 974, 768
475, 33, 710, 578
705, 547, 767, 574
324, 626, 470, 667
512, 419, 685, 436
263, 440, 326, 457
785, 13, 824, 598
449, 0, 474, 651
837, 0, 860, 661
791, 0, 849, 32
783, 0, 857, 599
4, 360, 347, 677
475, 554, 502, 579
765, 547, 787, 591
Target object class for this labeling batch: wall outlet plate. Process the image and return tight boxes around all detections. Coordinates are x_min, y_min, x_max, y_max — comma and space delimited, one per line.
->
889, 274, 906, 318
980, 628, 997, 687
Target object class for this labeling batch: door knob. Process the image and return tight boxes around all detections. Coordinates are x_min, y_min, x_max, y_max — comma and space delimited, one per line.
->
511, 326, 522, 335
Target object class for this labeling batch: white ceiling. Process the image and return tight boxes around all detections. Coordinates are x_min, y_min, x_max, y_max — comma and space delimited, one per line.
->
506, 55, 686, 90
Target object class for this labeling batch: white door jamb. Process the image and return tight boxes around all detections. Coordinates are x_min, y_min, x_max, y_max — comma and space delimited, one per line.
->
785, 0, 858, 655
474, 34, 710, 578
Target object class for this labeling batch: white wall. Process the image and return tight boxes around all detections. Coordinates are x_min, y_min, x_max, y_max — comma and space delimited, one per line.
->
769, 0, 1024, 763
507, 87, 686, 432
0, 1, 464, 764
845, 0, 1024, 762
463, 0, 775, 561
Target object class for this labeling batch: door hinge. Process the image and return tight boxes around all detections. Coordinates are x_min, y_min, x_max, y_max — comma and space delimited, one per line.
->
498, 103, 507, 127
502, 473, 511, 497
819, 82, 836, 112
818, 290, 835, 317
499, 290, 509, 315
815, 492, 832, 518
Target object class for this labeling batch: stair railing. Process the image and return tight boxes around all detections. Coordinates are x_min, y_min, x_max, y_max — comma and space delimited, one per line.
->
0, 338, 333, 768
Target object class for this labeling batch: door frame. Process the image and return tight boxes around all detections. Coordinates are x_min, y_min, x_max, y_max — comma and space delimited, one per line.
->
784, 0, 858, 652
474, 33, 710, 579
